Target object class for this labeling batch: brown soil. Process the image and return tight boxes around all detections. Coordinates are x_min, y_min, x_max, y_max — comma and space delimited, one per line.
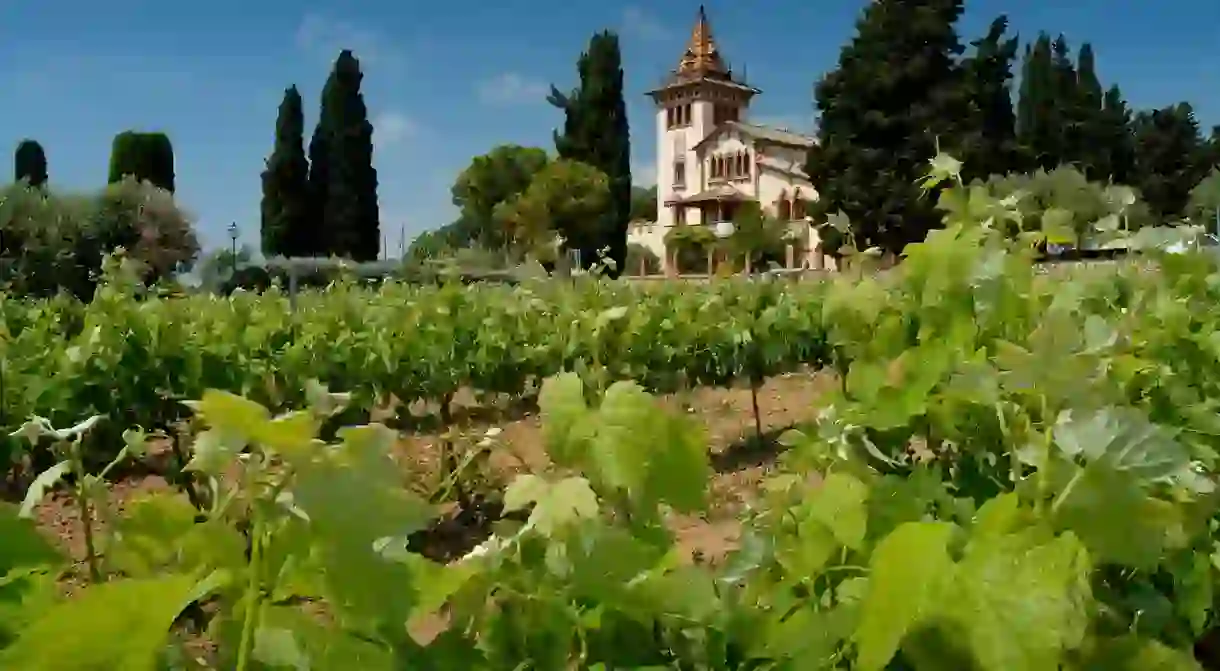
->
18, 371, 833, 661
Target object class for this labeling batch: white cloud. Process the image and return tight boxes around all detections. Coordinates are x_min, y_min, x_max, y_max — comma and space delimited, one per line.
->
476, 72, 549, 106
372, 111, 419, 150
295, 13, 401, 67
621, 7, 670, 42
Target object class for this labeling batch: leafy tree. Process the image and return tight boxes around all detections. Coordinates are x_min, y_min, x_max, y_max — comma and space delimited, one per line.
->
725, 201, 787, 272
1204, 125, 1220, 170
0, 179, 198, 298
958, 16, 1021, 179
312, 50, 381, 261
451, 145, 549, 249
548, 30, 632, 274
195, 245, 254, 291
14, 139, 48, 188
91, 178, 199, 279
107, 131, 175, 192
493, 159, 610, 262
1131, 103, 1209, 219
1187, 168, 1220, 228
260, 86, 312, 258
805, 0, 969, 256
629, 185, 658, 222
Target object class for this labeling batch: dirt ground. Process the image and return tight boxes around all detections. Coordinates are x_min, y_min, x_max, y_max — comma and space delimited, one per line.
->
19, 370, 833, 658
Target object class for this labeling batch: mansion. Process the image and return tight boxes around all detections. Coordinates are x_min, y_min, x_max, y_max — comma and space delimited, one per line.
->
628, 6, 833, 274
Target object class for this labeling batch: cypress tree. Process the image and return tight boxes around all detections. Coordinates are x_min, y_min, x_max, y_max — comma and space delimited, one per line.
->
804, 0, 969, 255
313, 50, 380, 261
307, 114, 330, 258
1017, 34, 1057, 170
108, 131, 143, 185
1050, 35, 1081, 165
1073, 43, 1106, 180
145, 133, 176, 193
958, 16, 1021, 179
14, 139, 48, 188
1099, 85, 1136, 184
107, 131, 174, 192
260, 85, 312, 258
548, 31, 632, 274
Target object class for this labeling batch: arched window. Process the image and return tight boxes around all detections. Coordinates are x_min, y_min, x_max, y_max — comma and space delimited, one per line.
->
792, 188, 806, 219
777, 191, 792, 220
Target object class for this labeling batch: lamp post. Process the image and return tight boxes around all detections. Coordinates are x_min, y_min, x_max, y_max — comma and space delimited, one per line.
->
227, 222, 239, 277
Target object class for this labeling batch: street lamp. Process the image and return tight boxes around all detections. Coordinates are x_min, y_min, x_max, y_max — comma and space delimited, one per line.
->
227, 222, 239, 277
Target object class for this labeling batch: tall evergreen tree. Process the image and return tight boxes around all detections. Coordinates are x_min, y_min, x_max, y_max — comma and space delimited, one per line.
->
1017, 34, 1057, 170
1099, 85, 1136, 184
1073, 43, 1107, 179
107, 131, 175, 192
958, 16, 1021, 179
1049, 35, 1082, 166
14, 139, 47, 188
312, 50, 381, 261
260, 86, 312, 258
307, 115, 330, 258
804, 0, 969, 255
547, 31, 632, 274
1131, 103, 1208, 219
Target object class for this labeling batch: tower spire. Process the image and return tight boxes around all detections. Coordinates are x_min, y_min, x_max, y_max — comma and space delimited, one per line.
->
675, 5, 730, 80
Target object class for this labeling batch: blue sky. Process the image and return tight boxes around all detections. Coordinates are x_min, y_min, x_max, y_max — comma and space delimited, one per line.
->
1, 0, 1216, 256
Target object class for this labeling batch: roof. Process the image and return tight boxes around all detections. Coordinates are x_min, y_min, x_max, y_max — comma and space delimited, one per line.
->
646, 6, 759, 95
664, 184, 751, 206
692, 121, 817, 152
757, 155, 811, 181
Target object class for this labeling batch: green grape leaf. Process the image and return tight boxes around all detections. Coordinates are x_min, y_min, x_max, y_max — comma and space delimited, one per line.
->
183, 389, 270, 444
538, 373, 590, 465
0, 574, 200, 671
1053, 463, 1178, 569
505, 474, 599, 537
855, 521, 956, 671
0, 502, 63, 574
183, 429, 239, 477
807, 472, 869, 550
1053, 408, 1192, 485
291, 437, 434, 630
945, 530, 1092, 671
1078, 635, 1201, 670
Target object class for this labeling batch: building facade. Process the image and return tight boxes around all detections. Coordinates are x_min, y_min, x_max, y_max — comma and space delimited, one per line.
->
628, 6, 833, 274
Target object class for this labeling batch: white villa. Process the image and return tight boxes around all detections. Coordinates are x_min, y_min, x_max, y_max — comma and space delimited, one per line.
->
628, 6, 833, 274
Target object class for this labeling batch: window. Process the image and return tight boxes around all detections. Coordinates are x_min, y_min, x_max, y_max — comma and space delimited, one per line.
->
667, 103, 694, 129
777, 192, 792, 220
713, 104, 739, 125
673, 159, 687, 188
709, 151, 752, 182
793, 190, 806, 219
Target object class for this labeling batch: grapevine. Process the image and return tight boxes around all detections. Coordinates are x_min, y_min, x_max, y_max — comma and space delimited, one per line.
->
0, 153, 1219, 668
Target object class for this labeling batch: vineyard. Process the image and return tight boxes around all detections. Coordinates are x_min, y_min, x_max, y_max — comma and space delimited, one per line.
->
3, 156, 1220, 669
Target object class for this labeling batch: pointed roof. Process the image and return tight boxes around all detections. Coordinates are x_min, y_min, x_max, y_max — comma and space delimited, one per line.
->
675, 6, 730, 81
646, 6, 759, 98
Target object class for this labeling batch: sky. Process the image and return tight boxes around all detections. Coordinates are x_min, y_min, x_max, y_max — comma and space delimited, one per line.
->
0, 1, 1216, 256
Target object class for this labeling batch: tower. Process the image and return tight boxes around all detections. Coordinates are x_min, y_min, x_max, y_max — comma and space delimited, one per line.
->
647, 6, 760, 232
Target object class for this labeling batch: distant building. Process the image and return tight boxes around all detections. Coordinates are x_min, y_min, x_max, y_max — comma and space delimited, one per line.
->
628, 6, 834, 273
